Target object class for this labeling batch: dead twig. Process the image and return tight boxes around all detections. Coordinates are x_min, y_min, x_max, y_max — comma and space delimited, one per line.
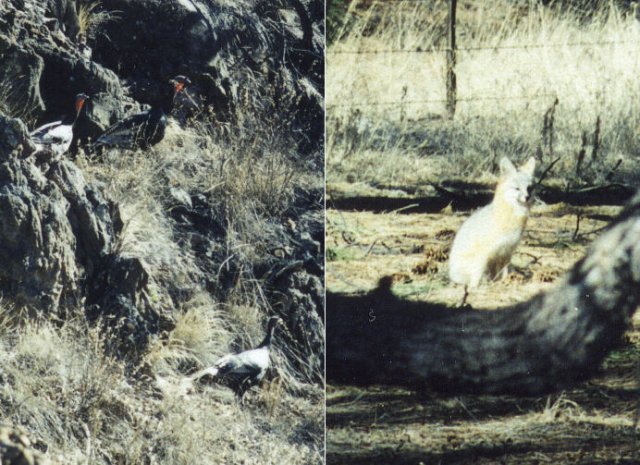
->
364, 239, 379, 257
587, 115, 601, 168
534, 156, 561, 193
541, 97, 559, 160
573, 211, 583, 242
605, 158, 623, 181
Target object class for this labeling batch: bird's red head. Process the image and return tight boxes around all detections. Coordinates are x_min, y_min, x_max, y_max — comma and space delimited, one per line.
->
170, 76, 192, 95
75, 93, 90, 114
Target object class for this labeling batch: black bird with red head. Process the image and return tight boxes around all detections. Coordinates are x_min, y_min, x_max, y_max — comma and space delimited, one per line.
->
30, 93, 90, 157
92, 75, 192, 152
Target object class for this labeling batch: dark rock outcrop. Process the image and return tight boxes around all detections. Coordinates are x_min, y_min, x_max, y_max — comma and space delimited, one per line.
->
0, 112, 172, 348
267, 197, 324, 382
169, 187, 324, 382
1, 0, 323, 156
0, 0, 323, 363
43, 0, 80, 39
0, 114, 83, 311
0, 0, 126, 143
93, 0, 324, 155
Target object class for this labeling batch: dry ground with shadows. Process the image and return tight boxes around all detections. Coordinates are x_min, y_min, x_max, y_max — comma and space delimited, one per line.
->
326, 202, 640, 464
326, 1, 640, 462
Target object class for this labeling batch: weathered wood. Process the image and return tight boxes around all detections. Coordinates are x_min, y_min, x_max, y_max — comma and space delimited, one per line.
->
445, 0, 457, 119
327, 190, 640, 395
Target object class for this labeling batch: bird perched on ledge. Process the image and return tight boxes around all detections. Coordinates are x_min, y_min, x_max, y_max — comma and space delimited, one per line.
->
190, 316, 283, 398
91, 75, 191, 152
30, 93, 89, 157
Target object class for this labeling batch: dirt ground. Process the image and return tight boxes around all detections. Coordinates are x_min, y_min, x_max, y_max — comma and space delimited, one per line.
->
326, 196, 640, 465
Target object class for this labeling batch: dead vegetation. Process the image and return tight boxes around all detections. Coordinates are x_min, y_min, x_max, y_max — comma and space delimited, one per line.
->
0, 114, 323, 464
0, 305, 323, 465
0, 113, 323, 464
327, 1, 640, 191
327, 0, 640, 463
76, 0, 119, 40
0, 1, 323, 464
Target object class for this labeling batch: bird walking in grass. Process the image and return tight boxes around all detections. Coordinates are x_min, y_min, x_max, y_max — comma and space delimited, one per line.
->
92, 75, 192, 152
30, 93, 90, 157
190, 316, 283, 398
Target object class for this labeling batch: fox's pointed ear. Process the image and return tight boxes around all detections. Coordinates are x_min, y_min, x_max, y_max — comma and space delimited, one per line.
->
520, 157, 536, 176
499, 157, 516, 176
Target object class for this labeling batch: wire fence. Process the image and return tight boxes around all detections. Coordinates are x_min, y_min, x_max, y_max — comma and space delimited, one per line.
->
326, 38, 638, 111
327, 39, 639, 55
327, 0, 640, 114
326, 92, 558, 109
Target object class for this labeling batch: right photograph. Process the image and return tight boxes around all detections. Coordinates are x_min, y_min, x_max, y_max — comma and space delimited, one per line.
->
326, 1, 640, 464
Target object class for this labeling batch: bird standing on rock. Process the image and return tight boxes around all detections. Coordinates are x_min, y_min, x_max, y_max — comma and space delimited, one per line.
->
30, 93, 89, 157
92, 75, 192, 152
190, 316, 283, 398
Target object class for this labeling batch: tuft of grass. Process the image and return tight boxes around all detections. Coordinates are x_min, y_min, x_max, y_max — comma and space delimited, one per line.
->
0, 73, 41, 124
76, 0, 119, 41
0, 306, 323, 465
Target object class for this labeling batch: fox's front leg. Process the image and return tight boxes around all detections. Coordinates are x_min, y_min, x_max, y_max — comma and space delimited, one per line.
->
499, 265, 510, 281
467, 258, 487, 289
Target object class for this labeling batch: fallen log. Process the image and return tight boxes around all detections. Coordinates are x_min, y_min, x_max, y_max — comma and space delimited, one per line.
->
327, 190, 640, 395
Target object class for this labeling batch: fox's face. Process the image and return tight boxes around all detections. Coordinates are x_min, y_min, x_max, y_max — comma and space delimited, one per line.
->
495, 157, 536, 212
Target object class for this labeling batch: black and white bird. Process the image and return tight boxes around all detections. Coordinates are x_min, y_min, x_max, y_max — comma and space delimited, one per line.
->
91, 75, 191, 152
30, 93, 89, 157
190, 316, 283, 398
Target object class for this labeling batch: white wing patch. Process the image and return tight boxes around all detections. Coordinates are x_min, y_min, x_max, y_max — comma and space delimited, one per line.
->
31, 123, 74, 156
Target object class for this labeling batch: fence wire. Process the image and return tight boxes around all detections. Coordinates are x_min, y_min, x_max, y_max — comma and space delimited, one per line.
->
328, 1, 637, 112
328, 40, 640, 55
326, 92, 558, 110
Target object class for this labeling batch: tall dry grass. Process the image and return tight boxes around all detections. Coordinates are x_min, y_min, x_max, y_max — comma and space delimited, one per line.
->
0, 95, 323, 465
328, 0, 640, 187
76, 0, 119, 40
0, 303, 322, 464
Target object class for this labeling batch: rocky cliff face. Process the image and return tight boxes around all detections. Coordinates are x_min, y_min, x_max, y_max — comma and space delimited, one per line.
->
0, 0, 323, 379
1, 0, 323, 155
0, 113, 173, 353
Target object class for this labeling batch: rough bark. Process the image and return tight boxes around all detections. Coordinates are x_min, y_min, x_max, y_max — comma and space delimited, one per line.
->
327, 191, 640, 395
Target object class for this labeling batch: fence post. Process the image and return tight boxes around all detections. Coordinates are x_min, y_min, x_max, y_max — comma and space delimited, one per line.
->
446, 0, 457, 119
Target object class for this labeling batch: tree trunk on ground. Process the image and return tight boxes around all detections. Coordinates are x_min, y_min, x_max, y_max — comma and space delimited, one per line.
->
327, 191, 640, 396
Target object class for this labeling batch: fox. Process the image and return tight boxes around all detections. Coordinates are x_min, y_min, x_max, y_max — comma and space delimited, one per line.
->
448, 156, 536, 303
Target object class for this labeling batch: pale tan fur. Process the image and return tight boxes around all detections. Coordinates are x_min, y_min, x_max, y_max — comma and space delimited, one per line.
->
449, 156, 536, 289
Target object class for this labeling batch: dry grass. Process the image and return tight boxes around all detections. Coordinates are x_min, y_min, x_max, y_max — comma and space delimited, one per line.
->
327, 2, 640, 463
326, 206, 640, 464
0, 80, 323, 464
328, 371, 640, 464
76, 0, 119, 41
77, 110, 322, 461
0, 306, 323, 465
327, 0, 640, 188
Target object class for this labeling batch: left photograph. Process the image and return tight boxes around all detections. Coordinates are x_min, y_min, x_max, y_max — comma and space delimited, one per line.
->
0, 1, 324, 464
